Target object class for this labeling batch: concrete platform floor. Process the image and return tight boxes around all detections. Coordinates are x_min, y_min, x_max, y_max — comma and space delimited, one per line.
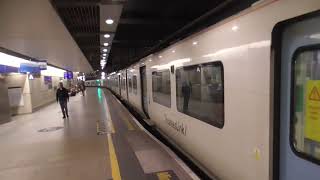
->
0, 88, 197, 180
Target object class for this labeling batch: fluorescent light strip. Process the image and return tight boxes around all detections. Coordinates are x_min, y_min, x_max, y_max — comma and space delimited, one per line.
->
0, 52, 29, 67
41, 66, 66, 77
0, 52, 66, 77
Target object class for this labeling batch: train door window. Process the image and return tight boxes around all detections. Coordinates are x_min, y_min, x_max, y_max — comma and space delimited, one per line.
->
292, 46, 320, 161
133, 75, 137, 94
128, 77, 132, 93
176, 61, 224, 128
152, 70, 171, 107
121, 77, 126, 90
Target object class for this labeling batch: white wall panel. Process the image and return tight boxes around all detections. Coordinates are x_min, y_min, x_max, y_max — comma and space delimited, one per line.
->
0, 0, 92, 72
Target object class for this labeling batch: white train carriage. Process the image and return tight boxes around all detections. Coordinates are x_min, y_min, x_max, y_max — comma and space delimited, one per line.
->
106, 1, 320, 179
85, 79, 106, 87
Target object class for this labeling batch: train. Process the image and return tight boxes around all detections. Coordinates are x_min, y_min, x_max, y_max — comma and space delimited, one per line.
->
86, 0, 320, 179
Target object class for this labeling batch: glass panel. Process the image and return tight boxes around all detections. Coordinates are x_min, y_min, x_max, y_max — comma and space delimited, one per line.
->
292, 48, 320, 161
133, 75, 137, 94
176, 62, 224, 128
128, 78, 132, 93
152, 70, 171, 107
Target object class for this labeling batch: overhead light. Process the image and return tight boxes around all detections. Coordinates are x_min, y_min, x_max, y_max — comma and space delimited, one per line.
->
104, 34, 110, 38
149, 59, 152, 62
232, 26, 239, 31
103, 49, 108, 52
172, 50, 175, 53
41, 66, 65, 77
159, 55, 162, 58
310, 33, 320, 39
102, 57, 106, 59
104, 43, 109, 46
0, 52, 29, 67
192, 41, 198, 45
105, 18, 114, 25
103, 53, 107, 56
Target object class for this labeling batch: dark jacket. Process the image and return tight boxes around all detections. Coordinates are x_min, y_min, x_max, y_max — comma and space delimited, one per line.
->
56, 87, 69, 103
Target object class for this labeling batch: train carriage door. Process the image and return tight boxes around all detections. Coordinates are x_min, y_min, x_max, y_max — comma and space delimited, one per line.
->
126, 70, 129, 101
118, 75, 121, 96
274, 11, 320, 180
140, 66, 149, 117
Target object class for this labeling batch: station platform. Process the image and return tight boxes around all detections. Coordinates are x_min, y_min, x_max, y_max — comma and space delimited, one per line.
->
0, 88, 198, 180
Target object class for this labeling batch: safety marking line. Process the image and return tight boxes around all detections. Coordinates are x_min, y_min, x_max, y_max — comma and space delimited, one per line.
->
107, 133, 122, 180
157, 171, 172, 180
114, 98, 136, 131
129, 115, 200, 180
105, 98, 116, 133
108, 120, 115, 134
122, 115, 135, 131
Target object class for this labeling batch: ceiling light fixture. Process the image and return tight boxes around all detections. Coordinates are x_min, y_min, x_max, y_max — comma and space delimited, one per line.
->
104, 34, 110, 38
103, 53, 106, 56
192, 41, 198, 45
159, 56, 162, 58
104, 43, 109, 46
232, 26, 239, 31
105, 18, 114, 25
103, 49, 108, 52
172, 50, 175, 53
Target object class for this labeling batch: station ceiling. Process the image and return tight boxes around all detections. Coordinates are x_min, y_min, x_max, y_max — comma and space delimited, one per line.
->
51, 0, 258, 72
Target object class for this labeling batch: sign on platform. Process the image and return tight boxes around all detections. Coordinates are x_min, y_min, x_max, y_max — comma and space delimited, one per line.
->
20, 62, 41, 73
64, 71, 73, 80
305, 80, 320, 142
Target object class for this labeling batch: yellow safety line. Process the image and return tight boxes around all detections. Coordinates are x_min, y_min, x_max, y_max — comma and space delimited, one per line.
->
105, 100, 116, 133
107, 133, 121, 180
123, 116, 135, 131
108, 120, 115, 134
117, 104, 135, 131
108, 96, 135, 131
157, 172, 172, 180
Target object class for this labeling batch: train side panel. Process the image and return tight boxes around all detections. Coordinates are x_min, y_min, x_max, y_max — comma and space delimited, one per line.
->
107, 0, 320, 179
137, 0, 320, 180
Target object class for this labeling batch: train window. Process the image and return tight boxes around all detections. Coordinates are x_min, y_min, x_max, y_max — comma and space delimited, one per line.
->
292, 46, 320, 162
176, 61, 224, 128
133, 75, 137, 94
152, 70, 171, 107
121, 77, 125, 90
128, 77, 132, 93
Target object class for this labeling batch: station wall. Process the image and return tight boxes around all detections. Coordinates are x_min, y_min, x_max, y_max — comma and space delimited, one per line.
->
3, 73, 64, 116
0, 75, 11, 124
4, 74, 32, 115
29, 76, 61, 111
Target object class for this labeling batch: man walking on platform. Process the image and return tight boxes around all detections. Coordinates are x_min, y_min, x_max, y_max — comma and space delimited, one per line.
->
56, 82, 69, 119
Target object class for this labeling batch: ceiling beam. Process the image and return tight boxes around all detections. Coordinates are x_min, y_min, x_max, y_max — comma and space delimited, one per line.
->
73, 31, 115, 37
52, 0, 127, 7
119, 17, 187, 25
112, 40, 158, 48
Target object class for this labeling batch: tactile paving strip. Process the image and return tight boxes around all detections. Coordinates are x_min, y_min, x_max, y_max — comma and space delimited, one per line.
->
38, 126, 64, 132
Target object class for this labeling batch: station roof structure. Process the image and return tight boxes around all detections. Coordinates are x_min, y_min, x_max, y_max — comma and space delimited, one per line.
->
51, 0, 258, 72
